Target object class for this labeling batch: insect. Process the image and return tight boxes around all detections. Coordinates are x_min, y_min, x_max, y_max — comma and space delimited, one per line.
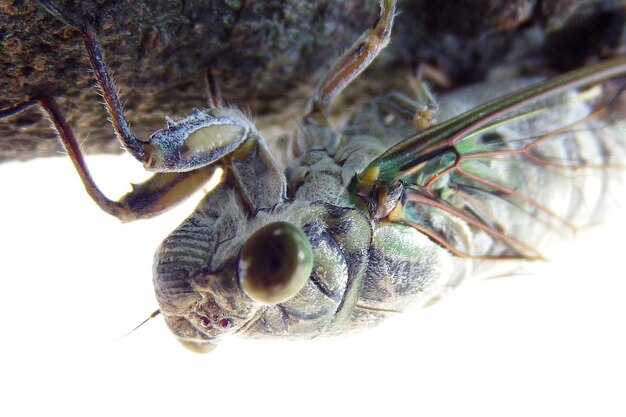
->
2, 0, 626, 353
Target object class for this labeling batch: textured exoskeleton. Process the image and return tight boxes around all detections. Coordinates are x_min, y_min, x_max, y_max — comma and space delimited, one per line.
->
2, 0, 626, 353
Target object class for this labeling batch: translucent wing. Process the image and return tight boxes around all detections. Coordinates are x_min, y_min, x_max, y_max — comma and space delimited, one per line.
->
349, 58, 626, 259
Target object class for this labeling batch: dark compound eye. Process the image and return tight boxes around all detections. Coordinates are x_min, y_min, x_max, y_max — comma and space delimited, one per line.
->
218, 318, 233, 329
238, 222, 313, 304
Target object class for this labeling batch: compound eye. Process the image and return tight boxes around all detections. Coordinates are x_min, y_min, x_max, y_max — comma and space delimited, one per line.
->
238, 222, 313, 304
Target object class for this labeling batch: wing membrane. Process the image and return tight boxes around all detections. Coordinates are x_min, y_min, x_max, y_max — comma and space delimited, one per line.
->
350, 57, 626, 259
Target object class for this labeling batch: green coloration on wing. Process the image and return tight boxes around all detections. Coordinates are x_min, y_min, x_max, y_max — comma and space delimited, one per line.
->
349, 56, 626, 259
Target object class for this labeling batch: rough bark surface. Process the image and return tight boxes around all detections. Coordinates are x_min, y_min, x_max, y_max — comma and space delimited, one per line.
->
1, 0, 625, 162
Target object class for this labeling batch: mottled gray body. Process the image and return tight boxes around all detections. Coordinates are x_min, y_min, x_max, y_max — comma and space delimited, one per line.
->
153, 79, 626, 349
4, 0, 622, 353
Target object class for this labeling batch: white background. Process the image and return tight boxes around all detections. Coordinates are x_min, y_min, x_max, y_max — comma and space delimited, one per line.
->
1, 153, 625, 416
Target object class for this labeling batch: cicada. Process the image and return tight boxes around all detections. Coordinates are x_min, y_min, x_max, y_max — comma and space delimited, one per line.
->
2, 0, 626, 353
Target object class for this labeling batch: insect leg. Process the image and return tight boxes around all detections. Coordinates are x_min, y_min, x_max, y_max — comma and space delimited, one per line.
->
1, 98, 219, 222
407, 64, 441, 130
38, 0, 149, 163
307, 0, 396, 122
374, 91, 438, 132
80, 25, 148, 162
205, 69, 223, 109
375, 64, 448, 131
115, 166, 220, 221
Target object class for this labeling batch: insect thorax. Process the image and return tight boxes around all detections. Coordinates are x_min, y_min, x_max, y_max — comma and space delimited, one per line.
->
154, 75, 625, 346
152, 100, 469, 345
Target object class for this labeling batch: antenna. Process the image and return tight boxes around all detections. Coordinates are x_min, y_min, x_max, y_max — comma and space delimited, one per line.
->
114, 309, 161, 343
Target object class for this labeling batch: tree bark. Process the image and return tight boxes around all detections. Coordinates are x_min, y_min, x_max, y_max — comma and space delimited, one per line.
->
1, 0, 624, 162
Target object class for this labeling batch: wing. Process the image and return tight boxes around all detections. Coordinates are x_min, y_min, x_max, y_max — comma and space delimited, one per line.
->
349, 57, 626, 260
